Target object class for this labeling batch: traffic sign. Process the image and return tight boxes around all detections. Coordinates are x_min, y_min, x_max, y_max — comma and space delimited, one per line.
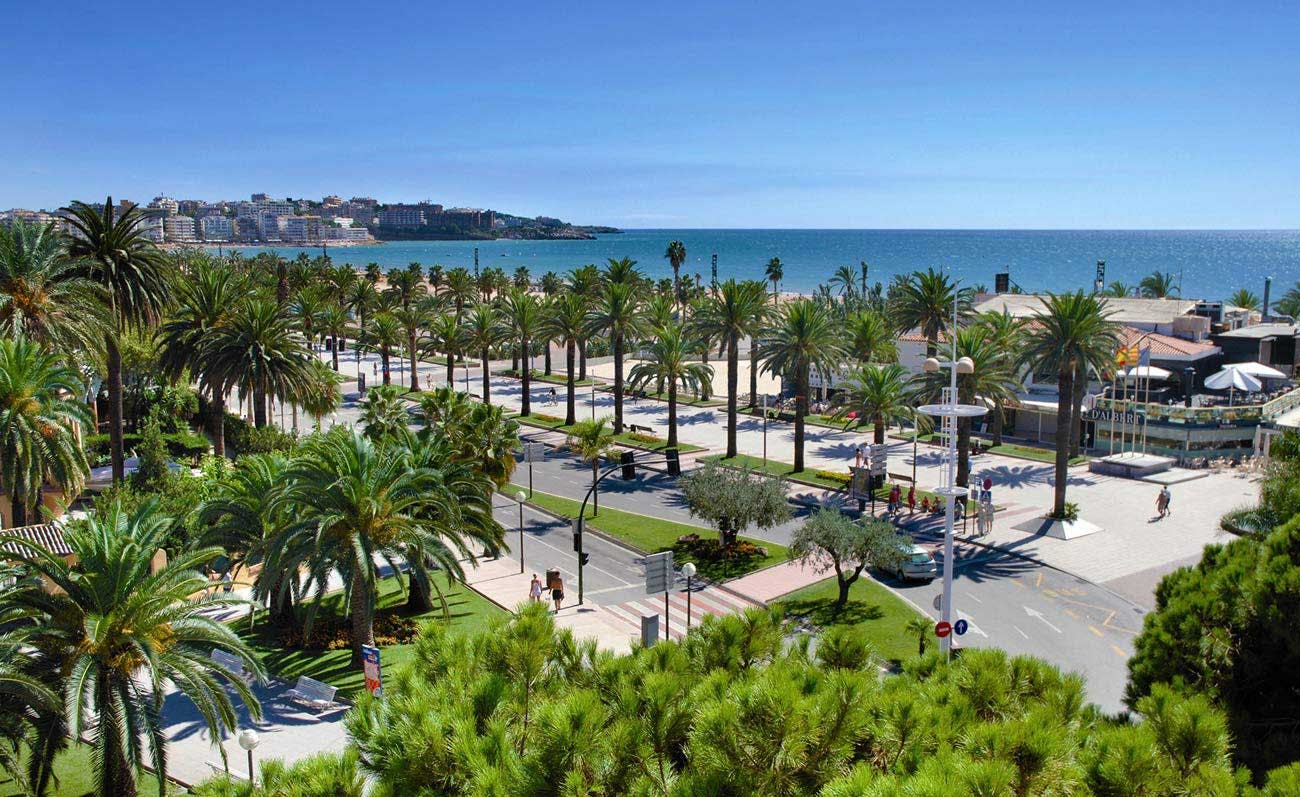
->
869, 444, 888, 476
524, 442, 547, 463
934, 621, 952, 638
644, 551, 673, 594
932, 594, 942, 611
953, 619, 969, 636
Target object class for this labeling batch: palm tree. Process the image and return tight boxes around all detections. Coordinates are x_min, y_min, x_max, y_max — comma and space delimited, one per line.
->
976, 309, 1023, 446
277, 428, 485, 665
588, 283, 643, 433
541, 292, 590, 425
385, 266, 427, 311
346, 280, 378, 365
358, 384, 411, 441
464, 302, 503, 403
845, 309, 898, 364
444, 267, 476, 317
831, 364, 910, 443
565, 417, 615, 515
0, 337, 90, 526
568, 266, 602, 381
1020, 292, 1120, 516
664, 240, 686, 305
157, 262, 244, 456
693, 279, 769, 457
628, 323, 714, 449
1139, 271, 1179, 299
888, 268, 969, 358
289, 286, 326, 351
512, 266, 531, 291
904, 616, 932, 657
423, 312, 466, 388
0, 218, 109, 357
205, 298, 315, 427
0, 500, 264, 796
1102, 281, 1136, 298
318, 304, 352, 372
604, 256, 642, 286
62, 197, 173, 483
828, 264, 857, 300
364, 262, 383, 285
297, 359, 345, 432
1228, 289, 1260, 312
364, 311, 405, 387
759, 299, 847, 472
503, 289, 543, 417
393, 305, 428, 392
765, 257, 784, 306
0, 624, 64, 795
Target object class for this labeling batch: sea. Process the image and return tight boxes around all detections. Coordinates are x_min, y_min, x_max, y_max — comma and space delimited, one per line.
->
219, 229, 1300, 301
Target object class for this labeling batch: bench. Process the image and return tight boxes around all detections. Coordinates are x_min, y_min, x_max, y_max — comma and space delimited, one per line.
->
628, 424, 656, 436
210, 648, 253, 683
285, 675, 338, 711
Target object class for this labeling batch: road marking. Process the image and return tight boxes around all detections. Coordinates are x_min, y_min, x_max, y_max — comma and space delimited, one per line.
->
1008, 577, 1026, 589
1088, 625, 1104, 637
1111, 645, 1128, 658
1012, 624, 1029, 639
1035, 572, 1042, 588
964, 591, 982, 604
1023, 605, 1062, 633
1063, 608, 1080, 620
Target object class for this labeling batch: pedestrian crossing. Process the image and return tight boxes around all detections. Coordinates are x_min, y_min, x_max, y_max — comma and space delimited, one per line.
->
599, 583, 762, 641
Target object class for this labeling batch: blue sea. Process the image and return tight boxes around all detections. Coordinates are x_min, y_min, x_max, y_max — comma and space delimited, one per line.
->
222, 229, 1299, 301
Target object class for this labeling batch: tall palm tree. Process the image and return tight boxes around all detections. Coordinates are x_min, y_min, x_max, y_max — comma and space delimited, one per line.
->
976, 308, 1023, 446
444, 267, 477, 317
541, 292, 590, 426
0, 624, 64, 795
346, 280, 378, 367
568, 266, 602, 381
277, 428, 486, 665
1020, 292, 1120, 516
364, 311, 405, 387
604, 256, 642, 286
693, 279, 769, 457
565, 417, 615, 516
503, 289, 543, 417
664, 240, 686, 306
765, 257, 784, 306
464, 302, 503, 403
0, 500, 264, 797
1102, 281, 1136, 298
318, 303, 352, 372
1139, 271, 1179, 299
1228, 289, 1260, 312
205, 298, 315, 427
0, 218, 109, 357
628, 323, 713, 449
385, 266, 427, 311
889, 268, 970, 358
393, 305, 428, 392
760, 299, 847, 472
828, 264, 857, 300
426, 264, 444, 295
845, 309, 898, 364
830, 363, 910, 443
156, 262, 245, 456
289, 286, 326, 351
62, 198, 173, 483
0, 337, 90, 527
423, 312, 466, 388
588, 283, 642, 433
297, 359, 345, 432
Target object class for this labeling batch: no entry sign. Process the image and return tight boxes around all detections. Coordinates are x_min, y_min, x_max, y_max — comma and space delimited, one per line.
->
934, 621, 952, 638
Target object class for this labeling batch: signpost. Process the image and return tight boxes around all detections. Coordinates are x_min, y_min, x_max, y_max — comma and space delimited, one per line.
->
523, 442, 546, 497
644, 551, 673, 640
361, 645, 383, 698
934, 621, 952, 638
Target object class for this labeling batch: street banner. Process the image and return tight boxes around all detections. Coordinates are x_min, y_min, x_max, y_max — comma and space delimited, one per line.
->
361, 645, 383, 698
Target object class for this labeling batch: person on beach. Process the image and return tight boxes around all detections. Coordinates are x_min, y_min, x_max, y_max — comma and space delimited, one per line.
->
529, 574, 543, 603
906, 486, 916, 514
551, 575, 565, 612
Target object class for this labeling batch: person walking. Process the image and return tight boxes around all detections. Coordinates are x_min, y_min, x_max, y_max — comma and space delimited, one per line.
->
906, 485, 916, 515
855, 444, 865, 468
529, 573, 543, 603
1157, 486, 1171, 518
551, 574, 565, 612
888, 484, 902, 514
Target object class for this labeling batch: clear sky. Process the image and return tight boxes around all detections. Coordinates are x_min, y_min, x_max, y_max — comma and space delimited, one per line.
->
3, 1, 1297, 228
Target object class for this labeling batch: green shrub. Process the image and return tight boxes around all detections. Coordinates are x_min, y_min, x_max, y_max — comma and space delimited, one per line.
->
224, 412, 297, 454
532, 413, 565, 425
626, 432, 662, 446
813, 469, 851, 487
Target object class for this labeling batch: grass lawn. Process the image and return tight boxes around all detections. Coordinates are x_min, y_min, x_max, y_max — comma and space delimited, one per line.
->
599, 386, 725, 408
232, 574, 505, 699
699, 453, 849, 492
495, 369, 597, 387
511, 414, 705, 453
903, 432, 1087, 466
524, 490, 789, 581
0, 744, 180, 796
776, 575, 926, 666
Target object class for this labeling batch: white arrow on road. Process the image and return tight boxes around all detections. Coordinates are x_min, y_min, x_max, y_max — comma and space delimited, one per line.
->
1024, 605, 1062, 634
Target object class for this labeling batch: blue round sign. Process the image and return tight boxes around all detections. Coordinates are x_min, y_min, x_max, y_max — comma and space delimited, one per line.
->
953, 619, 969, 636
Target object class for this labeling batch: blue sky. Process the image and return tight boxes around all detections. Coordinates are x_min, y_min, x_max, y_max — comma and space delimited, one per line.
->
3, 1, 1297, 228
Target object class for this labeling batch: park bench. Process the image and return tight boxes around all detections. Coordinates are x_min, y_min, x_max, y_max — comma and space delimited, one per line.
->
628, 424, 656, 436
210, 648, 253, 683
285, 675, 338, 711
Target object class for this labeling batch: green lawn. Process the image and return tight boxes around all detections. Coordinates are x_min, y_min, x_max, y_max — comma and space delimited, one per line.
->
511, 414, 705, 453
699, 453, 849, 491
776, 575, 926, 666
495, 369, 597, 387
905, 433, 1088, 466
599, 386, 725, 408
524, 490, 789, 581
232, 574, 505, 698
0, 744, 180, 796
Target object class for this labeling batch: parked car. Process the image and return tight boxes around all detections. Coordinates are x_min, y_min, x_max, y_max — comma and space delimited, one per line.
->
894, 542, 938, 582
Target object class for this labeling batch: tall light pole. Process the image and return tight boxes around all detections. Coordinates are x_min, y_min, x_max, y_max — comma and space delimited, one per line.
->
916, 298, 985, 660
514, 490, 527, 574
682, 562, 697, 629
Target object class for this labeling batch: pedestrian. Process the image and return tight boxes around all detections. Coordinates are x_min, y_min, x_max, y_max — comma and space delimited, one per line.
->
551, 574, 565, 612
549, 387, 558, 406
1157, 486, 1171, 518
855, 444, 865, 468
529, 573, 543, 603
981, 500, 994, 534
906, 485, 916, 514
888, 484, 902, 514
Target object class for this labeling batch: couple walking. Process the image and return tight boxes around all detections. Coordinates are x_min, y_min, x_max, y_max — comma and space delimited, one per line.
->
529, 572, 564, 611
1155, 486, 1173, 519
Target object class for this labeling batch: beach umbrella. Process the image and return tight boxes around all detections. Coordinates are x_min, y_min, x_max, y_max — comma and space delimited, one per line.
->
1121, 365, 1172, 381
1226, 361, 1288, 380
1205, 365, 1262, 406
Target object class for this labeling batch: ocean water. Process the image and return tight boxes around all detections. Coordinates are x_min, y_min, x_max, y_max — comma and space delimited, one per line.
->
222, 229, 1300, 301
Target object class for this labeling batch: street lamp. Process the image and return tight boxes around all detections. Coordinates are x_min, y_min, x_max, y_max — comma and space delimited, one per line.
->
917, 313, 985, 661
237, 728, 260, 785
681, 562, 697, 629
590, 380, 597, 420
514, 490, 527, 574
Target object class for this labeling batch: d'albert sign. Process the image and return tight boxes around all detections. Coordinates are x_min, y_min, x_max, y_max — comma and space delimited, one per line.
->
1085, 407, 1142, 425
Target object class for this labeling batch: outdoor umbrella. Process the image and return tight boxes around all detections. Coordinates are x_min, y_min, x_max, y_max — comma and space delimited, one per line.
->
1121, 365, 1172, 381
1205, 366, 1263, 406
1227, 361, 1288, 380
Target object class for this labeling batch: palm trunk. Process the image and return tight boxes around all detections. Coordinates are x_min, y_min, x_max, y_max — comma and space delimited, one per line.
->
211, 386, 226, 457
1053, 369, 1073, 516
332, 342, 340, 372
107, 337, 126, 483
481, 347, 491, 403
100, 674, 137, 797
578, 340, 587, 381
253, 386, 268, 428
11, 497, 29, 528
874, 417, 885, 444
544, 342, 552, 376
565, 341, 577, 426
521, 337, 532, 416
667, 379, 678, 448
349, 569, 375, 668
726, 333, 739, 458
1069, 362, 1087, 458
408, 331, 420, 391
407, 567, 433, 612
381, 348, 391, 386
446, 352, 454, 386
794, 362, 808, 472
991, 403, 1005, 447
612, 332, 624, 433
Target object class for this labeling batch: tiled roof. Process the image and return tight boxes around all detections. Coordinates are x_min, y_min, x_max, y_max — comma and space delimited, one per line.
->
973, 294, 1198, 325
1118, 327, 1218, 358
0, 523, 71, 559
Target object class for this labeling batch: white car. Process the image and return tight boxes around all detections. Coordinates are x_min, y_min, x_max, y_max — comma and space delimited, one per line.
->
894, 543, 938, 582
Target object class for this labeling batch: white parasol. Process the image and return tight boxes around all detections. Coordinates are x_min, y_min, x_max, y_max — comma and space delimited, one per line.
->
1204, 365, 1262, 406
1121, 365, 1172, 381
1225, 361, 1288, 380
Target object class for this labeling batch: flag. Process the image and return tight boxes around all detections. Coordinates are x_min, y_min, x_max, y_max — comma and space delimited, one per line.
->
1115, 346, 1129, 367
1137, 347, 1151, 368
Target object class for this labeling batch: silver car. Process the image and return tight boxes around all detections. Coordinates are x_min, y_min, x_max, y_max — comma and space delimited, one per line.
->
894, 542, 938, 582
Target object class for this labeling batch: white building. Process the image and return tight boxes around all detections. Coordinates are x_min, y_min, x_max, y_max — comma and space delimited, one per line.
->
259, 213, 286, 241
148, 196, 179, 215
163, 215, 197, 242
325, 220, 373, 242
200, 215, 235, 241
282, 215, 323, 245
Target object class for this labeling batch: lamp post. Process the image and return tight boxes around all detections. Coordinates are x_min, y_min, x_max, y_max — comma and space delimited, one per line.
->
237, 728, 260, 785
590, 380, 596, 420
916, 299, 986, 661
682, 562, 697, 629
514, 490, 527, 574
